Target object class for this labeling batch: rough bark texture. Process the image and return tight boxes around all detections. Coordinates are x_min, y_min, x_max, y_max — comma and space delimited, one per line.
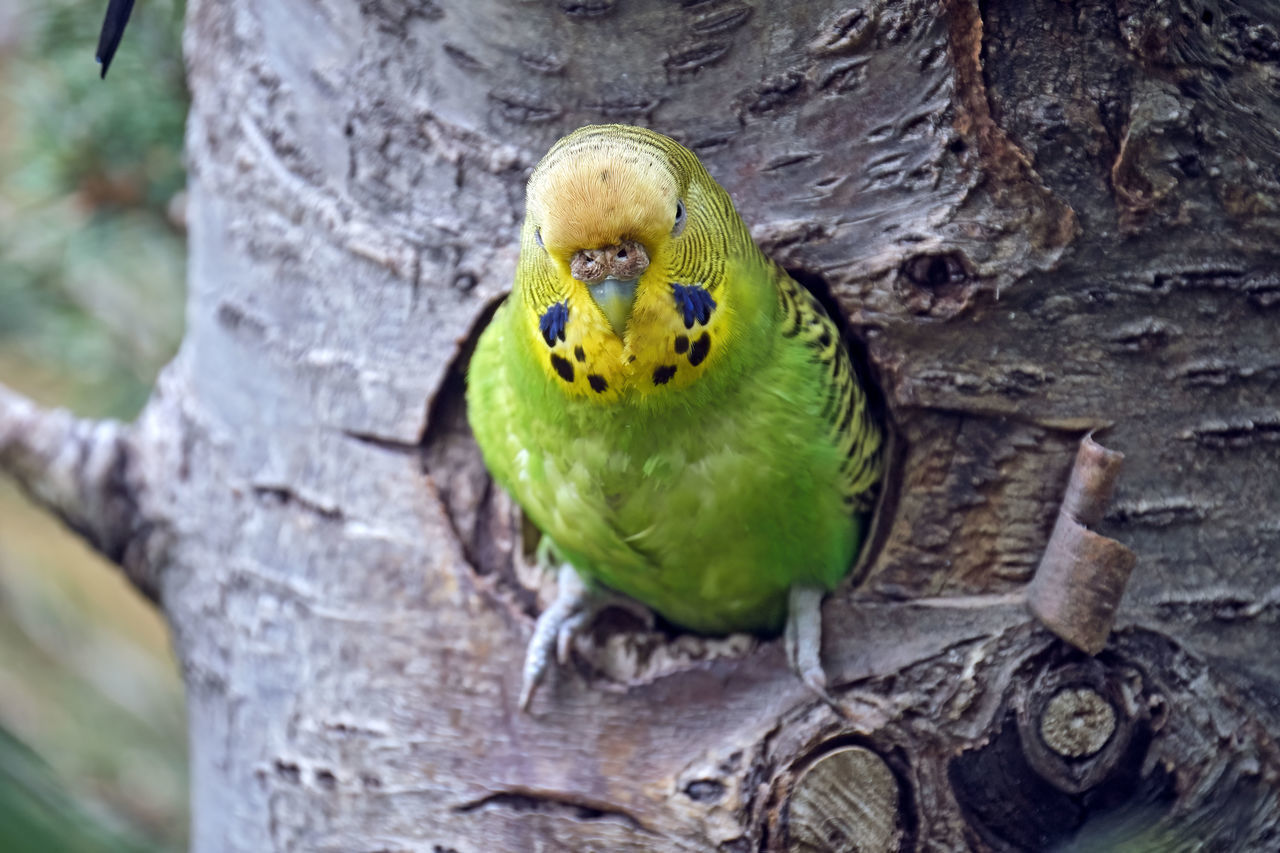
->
3, 0, 1280, 850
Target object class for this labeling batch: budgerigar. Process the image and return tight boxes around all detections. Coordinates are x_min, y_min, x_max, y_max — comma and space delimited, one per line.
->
466, 125, 883, 710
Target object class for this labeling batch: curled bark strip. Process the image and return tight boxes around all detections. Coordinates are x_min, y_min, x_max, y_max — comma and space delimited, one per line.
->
1027, 434, 1137, 655
1058, 433, 1125, 526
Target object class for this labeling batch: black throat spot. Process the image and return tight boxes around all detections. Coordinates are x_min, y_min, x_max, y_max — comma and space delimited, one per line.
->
688, 332, 711, 366
550, 353, 575, 383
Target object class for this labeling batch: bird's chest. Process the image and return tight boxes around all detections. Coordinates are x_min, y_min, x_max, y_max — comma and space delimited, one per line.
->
493, 316, 850, 632
551, 421, 732, 533
527, 397, 825, 630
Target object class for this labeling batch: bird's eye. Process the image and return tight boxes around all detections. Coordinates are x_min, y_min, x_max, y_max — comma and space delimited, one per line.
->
672, 200, 687, 237
535, 227, 546, 250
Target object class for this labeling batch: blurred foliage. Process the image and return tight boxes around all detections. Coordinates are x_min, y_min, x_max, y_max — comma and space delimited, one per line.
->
1, 0, 190, 850
0, 714, 158, 853
0, 0, 187, 419
1, 479, 189, 852
1052, 803, 1202, 853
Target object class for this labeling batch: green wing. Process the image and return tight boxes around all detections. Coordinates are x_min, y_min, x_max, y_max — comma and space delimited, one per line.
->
773, 266, 883, 514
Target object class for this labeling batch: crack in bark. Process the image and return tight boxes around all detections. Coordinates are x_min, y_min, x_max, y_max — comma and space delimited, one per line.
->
454, 788, 651, 832
1177, 413, 1280, 448
1107, 495, 1213, 527
340, 429, 419, 453
1149, 590, 1280, 623
250, 484, 345, 520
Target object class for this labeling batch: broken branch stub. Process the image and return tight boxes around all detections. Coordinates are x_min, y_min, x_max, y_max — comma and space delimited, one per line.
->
1013, 658, 1140, 796
782, 744, 904, 853
1027, 434, 1137, 655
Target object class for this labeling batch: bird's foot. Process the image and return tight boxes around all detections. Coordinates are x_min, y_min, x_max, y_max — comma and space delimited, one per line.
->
519, 563, 655, 712
785, 585, 895, 723
785, 584, 838, 705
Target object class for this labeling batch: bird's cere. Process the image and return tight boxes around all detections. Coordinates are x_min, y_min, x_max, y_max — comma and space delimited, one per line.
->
570, 240, 649, 283
570, 239, 650, 335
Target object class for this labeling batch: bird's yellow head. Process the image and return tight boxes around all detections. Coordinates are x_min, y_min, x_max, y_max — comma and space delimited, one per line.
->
516, 125, 760, 403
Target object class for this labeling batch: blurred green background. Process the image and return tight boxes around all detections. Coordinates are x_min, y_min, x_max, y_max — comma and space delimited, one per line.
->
0, 0, 189, 849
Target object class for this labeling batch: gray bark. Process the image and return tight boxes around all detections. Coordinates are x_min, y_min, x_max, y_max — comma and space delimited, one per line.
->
3, 0, 1280, 849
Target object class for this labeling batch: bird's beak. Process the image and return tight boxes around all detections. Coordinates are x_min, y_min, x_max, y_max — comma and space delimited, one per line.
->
570, 239, 649, 338
588, 277, 638, 336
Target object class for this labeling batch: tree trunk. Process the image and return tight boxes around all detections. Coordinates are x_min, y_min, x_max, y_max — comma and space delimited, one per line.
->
3, 0, 1279, 849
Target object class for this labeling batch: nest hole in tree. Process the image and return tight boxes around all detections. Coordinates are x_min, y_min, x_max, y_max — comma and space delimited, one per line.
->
419, 295, 542, 620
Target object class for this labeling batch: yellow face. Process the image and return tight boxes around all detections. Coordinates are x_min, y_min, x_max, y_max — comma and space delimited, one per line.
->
517, 125, 750, 403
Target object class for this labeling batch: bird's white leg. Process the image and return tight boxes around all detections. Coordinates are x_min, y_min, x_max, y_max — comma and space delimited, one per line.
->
785, 584, 837, 705
519, 561, 655, 713
786, 585, 896, 722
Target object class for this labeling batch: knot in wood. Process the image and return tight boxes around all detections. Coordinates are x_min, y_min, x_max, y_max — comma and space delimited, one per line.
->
1039, 687, 1116, 759
902, 253, 967, 289
896, 251, 976, 317
1014, 659, 1142, 795
570, 240, 649, 283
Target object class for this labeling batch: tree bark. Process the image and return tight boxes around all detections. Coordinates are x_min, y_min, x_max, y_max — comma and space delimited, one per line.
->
3, 0, 1280, 849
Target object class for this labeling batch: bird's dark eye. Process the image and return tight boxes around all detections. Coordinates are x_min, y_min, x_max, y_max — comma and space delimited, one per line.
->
672, 200, 687, 236
535, 227, 546, 250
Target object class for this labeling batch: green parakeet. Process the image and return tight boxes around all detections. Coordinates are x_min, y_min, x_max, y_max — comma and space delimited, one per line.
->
466, 125, 883, 709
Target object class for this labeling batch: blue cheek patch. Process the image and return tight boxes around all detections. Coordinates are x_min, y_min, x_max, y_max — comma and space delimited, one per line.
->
671, 284, 716, 329
539, 301, 569, 347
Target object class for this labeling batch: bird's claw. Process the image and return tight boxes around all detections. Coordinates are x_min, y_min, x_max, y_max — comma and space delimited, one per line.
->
519, 562, 656, 713
555, 610, 590, 666
520, 563, 589, 712
784, 586, 893, 722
